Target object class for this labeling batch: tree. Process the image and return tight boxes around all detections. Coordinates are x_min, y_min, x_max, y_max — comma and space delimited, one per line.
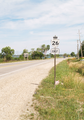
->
82, 41, 84, 57
22, 49, 28, 55
70, 52, 75, 57
0, 53, 3, 58
36, 48, 41, 52
41, 44, 46, 53
41, 44, 50, 58
46, 45, 50, 51
79, 41, 84, 57
63, 53, 67, 57
31, 48, 35, 54
1, 46, 14, 60
31, 48, 35, 52
31, 51, 43, 59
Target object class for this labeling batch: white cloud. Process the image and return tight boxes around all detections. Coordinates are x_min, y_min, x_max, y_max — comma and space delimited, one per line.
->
29, 31, 34, 34
1, 0, 84, 30
0, 0, 84, 54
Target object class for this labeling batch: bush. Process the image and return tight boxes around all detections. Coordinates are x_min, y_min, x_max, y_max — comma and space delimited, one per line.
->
0, 58, 4, 62
78, 66, 84, 75
28, 55, 32, 60
19, 55, 24, 60
31, 51, 44, 59
6, 54, 12, 60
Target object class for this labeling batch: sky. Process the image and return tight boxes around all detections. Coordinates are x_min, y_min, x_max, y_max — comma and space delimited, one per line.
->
0, 0, 84, 55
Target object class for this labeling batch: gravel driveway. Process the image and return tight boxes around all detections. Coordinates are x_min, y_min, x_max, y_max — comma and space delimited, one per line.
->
0, 58, 65, 120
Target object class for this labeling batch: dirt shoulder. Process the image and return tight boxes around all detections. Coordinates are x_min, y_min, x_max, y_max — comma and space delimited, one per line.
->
0, 59, 64, 120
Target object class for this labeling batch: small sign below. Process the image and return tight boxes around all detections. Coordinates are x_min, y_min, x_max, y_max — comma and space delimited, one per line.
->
51, 48, 60, 54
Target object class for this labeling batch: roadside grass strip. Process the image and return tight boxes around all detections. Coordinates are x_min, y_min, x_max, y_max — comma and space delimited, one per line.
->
23, 60, 84, 120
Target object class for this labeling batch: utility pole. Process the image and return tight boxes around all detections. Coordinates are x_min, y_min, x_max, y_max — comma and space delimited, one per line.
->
77, 40, 79, 59
78, 30, 83, 58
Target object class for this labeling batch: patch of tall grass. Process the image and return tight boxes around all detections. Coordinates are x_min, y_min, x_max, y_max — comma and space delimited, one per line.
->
68, 59, 84, 76
30, 60, 84, 120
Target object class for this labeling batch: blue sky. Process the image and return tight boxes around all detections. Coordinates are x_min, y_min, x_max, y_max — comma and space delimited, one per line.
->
0, 0, 84, 54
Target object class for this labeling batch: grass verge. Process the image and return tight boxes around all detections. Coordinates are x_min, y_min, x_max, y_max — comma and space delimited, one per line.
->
22, 60, 84, 120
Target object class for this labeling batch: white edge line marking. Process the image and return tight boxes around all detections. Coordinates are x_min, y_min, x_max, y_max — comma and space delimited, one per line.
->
0, 60, 53, 77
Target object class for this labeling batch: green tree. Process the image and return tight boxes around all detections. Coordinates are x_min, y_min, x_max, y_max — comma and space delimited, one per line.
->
79, 41, 84, 57
63, 53, 67, 57
31, 51, 43, 59
0, 53, 3, 58
31, 48, 35, 54
70, 52, 75, 57
36, 48, 41, 52
41, 44, 46, 53
46, 45, 50, 51
19, 55, 24, 60
41, 44, 50, 58
49, 53, 54, 58
82, 41, 84, 57
31, 48, 35, 52
1, 46, 14, 60
22, 49, 28, 55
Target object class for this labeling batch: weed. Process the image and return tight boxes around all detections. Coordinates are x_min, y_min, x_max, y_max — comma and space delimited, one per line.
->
32, 60, 84, 120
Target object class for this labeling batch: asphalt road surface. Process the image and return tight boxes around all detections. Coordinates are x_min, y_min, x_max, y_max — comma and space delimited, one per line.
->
0, 59, 53, 77
0, 58, 66, 78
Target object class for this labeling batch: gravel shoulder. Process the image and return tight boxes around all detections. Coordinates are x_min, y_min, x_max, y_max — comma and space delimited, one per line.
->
0, 59, 64, 120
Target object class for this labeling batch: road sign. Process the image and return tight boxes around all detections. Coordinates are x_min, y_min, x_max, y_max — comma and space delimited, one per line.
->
51, 39, 59, 47
24, 53, 28, 57
51, 48, 60, 54
24, 53, 28, 60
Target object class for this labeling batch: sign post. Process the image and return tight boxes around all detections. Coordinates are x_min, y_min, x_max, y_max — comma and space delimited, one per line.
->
54, 49, 56, 87
51, 35, 60, 87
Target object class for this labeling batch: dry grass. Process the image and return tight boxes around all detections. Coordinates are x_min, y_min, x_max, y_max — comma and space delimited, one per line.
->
69, 62, 82, 68
68, 60, 84, 76
30, 60, 84, 120
22, 60, 84, 120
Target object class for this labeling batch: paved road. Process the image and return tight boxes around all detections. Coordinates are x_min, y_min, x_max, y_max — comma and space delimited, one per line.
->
0, 59, 52, 77
0, 58, 65, 78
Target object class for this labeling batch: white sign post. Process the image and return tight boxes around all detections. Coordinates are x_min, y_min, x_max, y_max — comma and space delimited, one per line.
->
51, 35, 60, 87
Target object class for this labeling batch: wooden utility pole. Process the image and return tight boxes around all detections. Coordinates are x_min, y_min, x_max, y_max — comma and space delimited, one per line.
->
78, 30, 83, 58
77, 40, 79, 59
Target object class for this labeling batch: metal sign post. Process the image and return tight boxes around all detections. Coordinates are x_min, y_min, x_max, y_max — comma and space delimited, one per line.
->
51, 35, 60, 86
54, 48, 56, 87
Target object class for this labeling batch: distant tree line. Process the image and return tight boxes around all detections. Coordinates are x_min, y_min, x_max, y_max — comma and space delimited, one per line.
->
63, 41, 84, 58
0, 44, 50, 61
63, 52, 76, 58
1, 43, 82, 62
